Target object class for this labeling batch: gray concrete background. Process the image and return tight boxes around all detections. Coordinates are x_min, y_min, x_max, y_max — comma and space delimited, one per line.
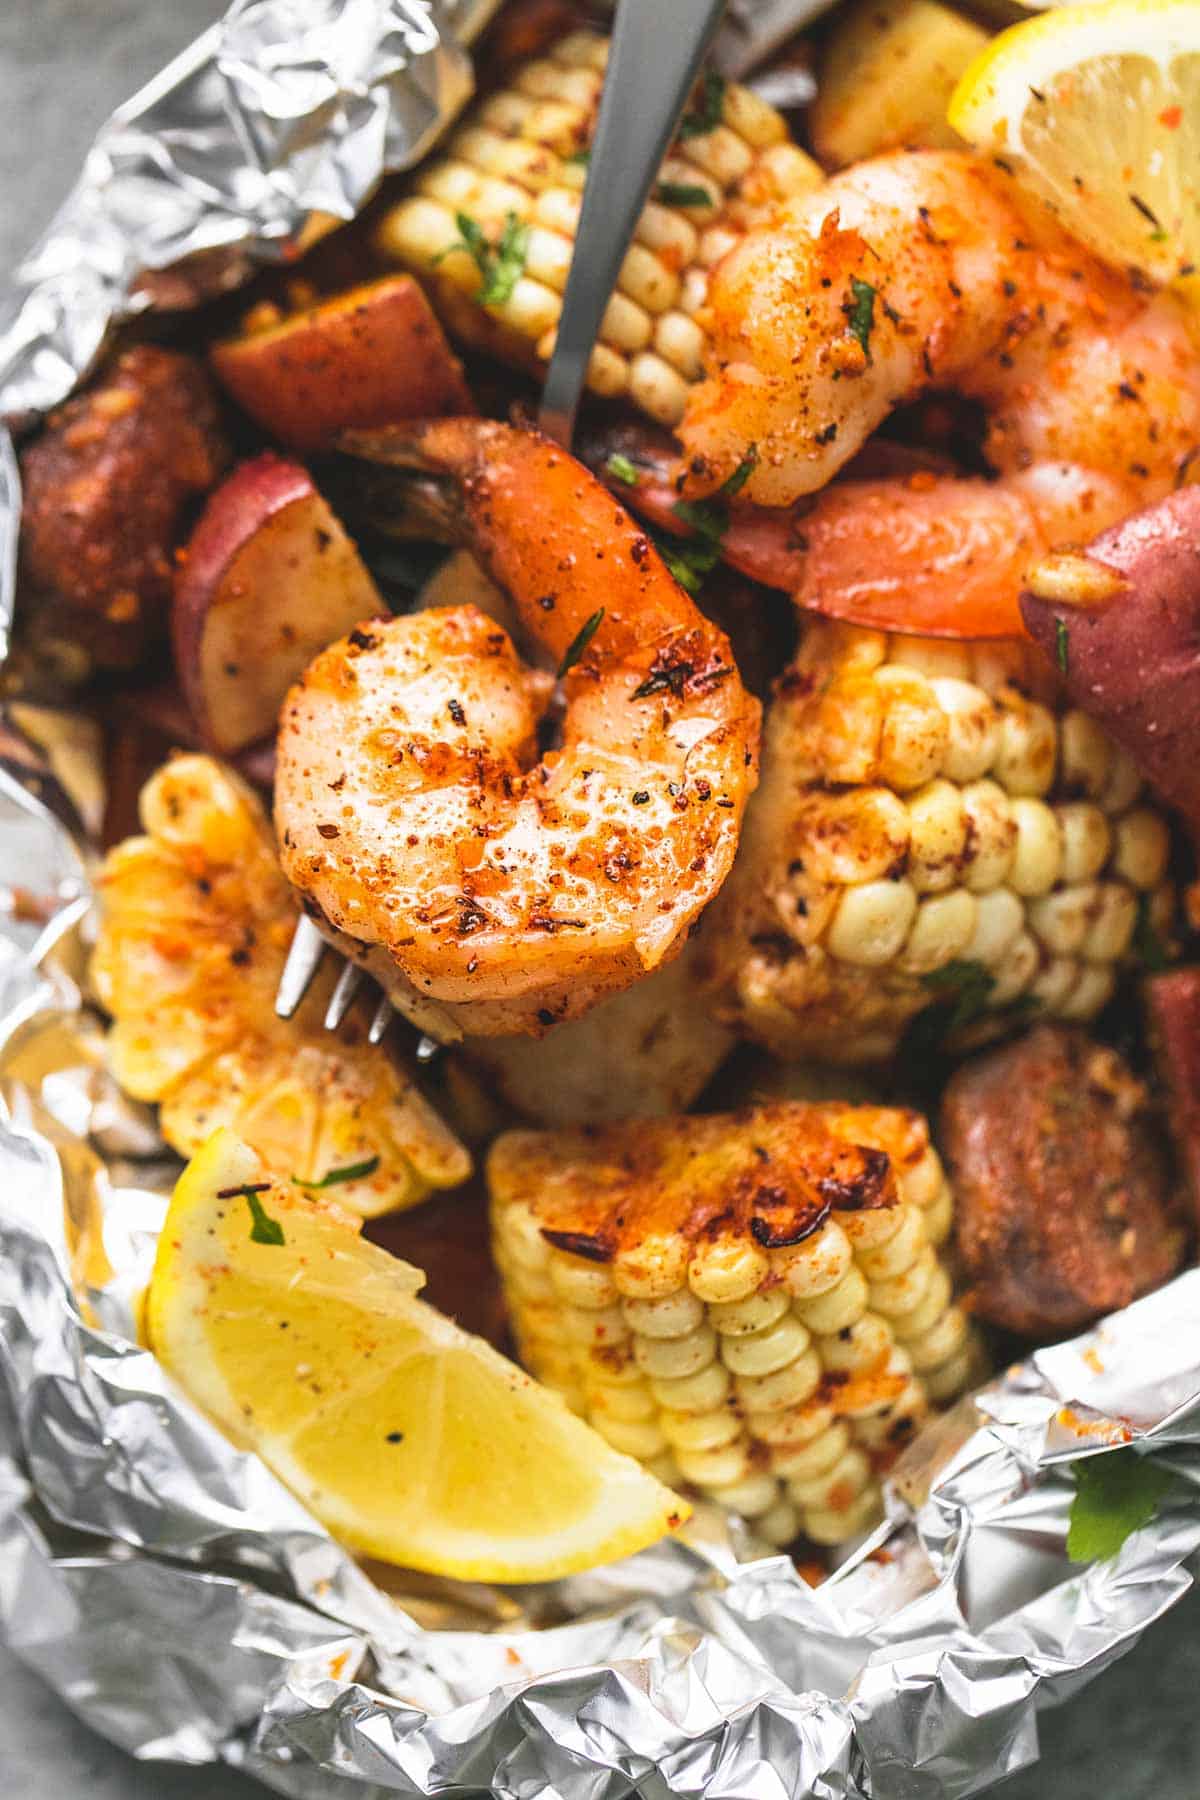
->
1, 3, 1197, 1794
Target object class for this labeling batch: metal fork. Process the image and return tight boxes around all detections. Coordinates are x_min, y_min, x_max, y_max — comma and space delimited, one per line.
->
275, 0, 727, 1039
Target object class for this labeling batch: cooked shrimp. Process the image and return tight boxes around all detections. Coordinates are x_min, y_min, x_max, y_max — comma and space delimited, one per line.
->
596, 427, 1139, 637
680, 150, 1200, 508
274, 419, 761, 1039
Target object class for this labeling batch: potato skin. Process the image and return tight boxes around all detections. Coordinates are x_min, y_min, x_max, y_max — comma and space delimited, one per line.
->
940, 1023, 1185, 1337
20, 346, 230, 669
1021, 486, 1200, 828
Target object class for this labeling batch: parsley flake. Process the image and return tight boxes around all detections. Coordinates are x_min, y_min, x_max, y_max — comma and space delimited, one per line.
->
669, 446, 759, 556
436, 209, 529, 308
295, 1156, 381, 1190
606, 452, 641, 487
1055, 616, 1070, 675
242, 1186, 285, 1246
1133, 892, 1170, 973
655, 181, 712, 208
558, 608, 605, 678
845, 276, 877, 359
679, 70, 726, 139
1067, 1449, 1175, 1562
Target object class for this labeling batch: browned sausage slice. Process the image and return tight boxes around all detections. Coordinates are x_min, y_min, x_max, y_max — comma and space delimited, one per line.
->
940, 1023, 1186, 1337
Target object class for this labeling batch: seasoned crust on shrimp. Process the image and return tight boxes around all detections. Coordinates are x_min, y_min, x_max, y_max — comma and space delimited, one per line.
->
680, 150, 1200, 507
275, 420, 761, 1038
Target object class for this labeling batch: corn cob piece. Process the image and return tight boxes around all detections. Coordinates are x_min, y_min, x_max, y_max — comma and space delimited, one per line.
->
92, 755, 471, 1216
697, 621, 1177, 1065
376, 30, 823, 426
488, 1101, 980, 1548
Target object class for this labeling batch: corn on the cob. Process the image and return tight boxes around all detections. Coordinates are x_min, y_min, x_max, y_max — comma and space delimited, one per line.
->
376, 30, 823, 426
91, 755, 471, 1216
488, 1101, 981, 1548
696, 621, 1177, 1065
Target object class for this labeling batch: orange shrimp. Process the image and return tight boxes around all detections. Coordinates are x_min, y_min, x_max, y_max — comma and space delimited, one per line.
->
274, 420, 761, 1039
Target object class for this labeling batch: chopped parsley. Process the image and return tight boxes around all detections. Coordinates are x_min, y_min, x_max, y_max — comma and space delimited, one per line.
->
678, 70, 725, 139
1067, 1449, 1175, 1562
558, 608, 605, 678
606, 452, 641, 487
653, 531, 723, 595
844, 276, 877, 360
565, 147, 591, 166
242, 1186, 285, 1246
1055, 616, 1070, 675
1133, 892, 1170, 973
921, 958, 996, 1035
436, 209, 529, 308
294, 1156, 381, 1189
671, 446, 759, 542
655, 181, 712, 208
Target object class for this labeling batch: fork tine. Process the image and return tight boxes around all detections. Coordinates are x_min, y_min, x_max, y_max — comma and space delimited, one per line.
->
323, 959, 365, 1031
275, 915, 328, 1018
367, 993, 393, 1045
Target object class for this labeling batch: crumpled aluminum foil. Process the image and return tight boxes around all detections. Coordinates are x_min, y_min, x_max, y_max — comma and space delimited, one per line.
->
2, 2, 1200, 1794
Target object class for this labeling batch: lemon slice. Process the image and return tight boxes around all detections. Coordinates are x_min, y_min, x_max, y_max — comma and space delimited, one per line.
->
146, 1130, 688, 1581
949, 0, 1200, 284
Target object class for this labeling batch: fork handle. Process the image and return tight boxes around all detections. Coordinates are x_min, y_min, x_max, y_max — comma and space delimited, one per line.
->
538, 0, 727, 448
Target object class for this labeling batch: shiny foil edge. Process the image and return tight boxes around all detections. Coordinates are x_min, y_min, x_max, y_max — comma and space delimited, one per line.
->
1, 0, 1199, 1793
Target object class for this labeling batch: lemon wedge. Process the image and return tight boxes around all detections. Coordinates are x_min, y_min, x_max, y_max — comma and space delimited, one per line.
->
146, 1130, 689, 1581
949, 0, 1200, 284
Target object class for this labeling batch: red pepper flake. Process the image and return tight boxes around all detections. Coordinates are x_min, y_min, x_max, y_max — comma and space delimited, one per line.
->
1160, 104, 1182, 129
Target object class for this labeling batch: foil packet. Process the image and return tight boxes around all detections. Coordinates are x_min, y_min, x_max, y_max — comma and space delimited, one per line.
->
2, 3, 1200, 1796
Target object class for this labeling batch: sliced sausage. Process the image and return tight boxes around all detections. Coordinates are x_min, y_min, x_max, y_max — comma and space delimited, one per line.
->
940, 1022, 1186, 1337
20, 345, 230, 669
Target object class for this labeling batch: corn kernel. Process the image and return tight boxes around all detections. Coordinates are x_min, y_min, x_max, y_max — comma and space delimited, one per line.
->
1056, 803, 1112, 883
1113, 809, 1170, 891
1008, 799, 1063, 896
623, 1289, 706, 1339
825, 878, 918, 966
960, 780, 1017, 892
720, 1314, 812, 1377
793, 1265, 869, 1334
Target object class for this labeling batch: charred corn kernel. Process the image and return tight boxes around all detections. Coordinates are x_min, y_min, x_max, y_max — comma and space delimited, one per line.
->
688, 1235, 770, 1303
929, 678, 1001, 781
770, 1219, 854, 1298
960, 781, 1017, 892
701, 620, 1179, 1064
488, 1103, 980, 1548
907, 780, 969, 893
1057, 804, 1112, 884
376, 31, 805, 425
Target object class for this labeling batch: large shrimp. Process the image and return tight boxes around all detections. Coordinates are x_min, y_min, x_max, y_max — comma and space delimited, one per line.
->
680, 150, 1200, 509
274, 419, 761, 1040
